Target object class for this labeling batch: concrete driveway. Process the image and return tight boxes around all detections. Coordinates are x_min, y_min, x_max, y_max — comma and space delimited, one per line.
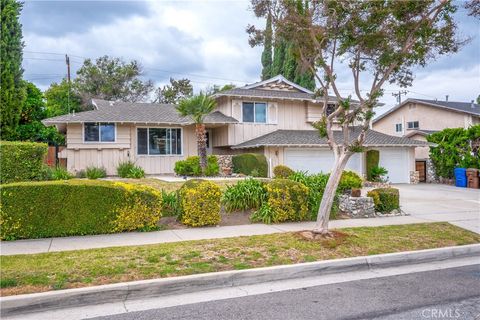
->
395, 184, 480, 234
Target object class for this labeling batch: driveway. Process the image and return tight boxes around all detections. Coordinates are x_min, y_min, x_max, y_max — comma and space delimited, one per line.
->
395, 184, 480, 234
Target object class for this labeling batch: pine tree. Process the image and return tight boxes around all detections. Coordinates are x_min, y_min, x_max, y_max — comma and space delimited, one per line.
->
1, 0, 26, 140
261, 14, 273, 80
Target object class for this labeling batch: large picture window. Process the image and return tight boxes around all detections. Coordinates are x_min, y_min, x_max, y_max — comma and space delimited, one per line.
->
84, 123, 115, 142
242, 102, 267, 123
137, 128, 182, 155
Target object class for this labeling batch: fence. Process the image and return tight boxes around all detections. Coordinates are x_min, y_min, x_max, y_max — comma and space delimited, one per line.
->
45, 146, 66, 168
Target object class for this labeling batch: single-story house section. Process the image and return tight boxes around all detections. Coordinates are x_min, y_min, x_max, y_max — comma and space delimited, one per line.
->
43, 75, 429, 183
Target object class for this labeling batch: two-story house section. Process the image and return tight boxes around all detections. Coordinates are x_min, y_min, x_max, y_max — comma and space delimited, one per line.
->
373, 98, 480, 182
43, 75, 428, 183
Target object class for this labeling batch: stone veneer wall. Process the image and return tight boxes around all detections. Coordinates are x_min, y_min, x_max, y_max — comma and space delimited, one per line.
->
426, 159, 438, 183
339, 195, 375, 218
410, 171, 420, 184
216, 155, 233, 176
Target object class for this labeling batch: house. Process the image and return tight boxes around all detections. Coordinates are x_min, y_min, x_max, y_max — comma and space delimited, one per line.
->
43, 75, 428, 183
372, 98, 480, 182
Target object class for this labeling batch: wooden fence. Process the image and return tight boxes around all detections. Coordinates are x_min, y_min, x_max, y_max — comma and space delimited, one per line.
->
45, 146, 66, 168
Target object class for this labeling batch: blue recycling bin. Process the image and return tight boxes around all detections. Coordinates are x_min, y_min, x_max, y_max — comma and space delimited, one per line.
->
454, 168, 467, 188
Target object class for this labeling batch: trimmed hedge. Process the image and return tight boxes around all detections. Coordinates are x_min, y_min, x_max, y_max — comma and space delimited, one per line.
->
232, 153, 268, 177
0, 180, 163, 240
367, 188, 400, 213
0, 141, 48, 183
366, 150, 380, 181
252, 179, 309, 224
337, 170, 363, 193
273, 165, 294, 179
174, 155, 219, 176
179, 180, 221, 227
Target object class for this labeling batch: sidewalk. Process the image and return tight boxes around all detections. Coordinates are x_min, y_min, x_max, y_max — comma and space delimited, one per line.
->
0, 215, 455, 256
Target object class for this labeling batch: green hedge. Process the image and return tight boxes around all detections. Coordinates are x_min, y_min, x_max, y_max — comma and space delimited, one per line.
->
0, 141, 48, 184
0, 180, 163, 240
232, 153, 268, 177
367, 188, 400, 213
174, 155, 219, 176
366, 150, 379, 181
273, 165, 294, 179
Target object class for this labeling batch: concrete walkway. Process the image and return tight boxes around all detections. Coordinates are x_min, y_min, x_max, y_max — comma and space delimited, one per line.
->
1, 183, 478, 256
0, 216, 455, 256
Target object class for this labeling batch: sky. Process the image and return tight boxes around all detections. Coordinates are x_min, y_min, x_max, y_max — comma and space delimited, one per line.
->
21, 0, 480, 115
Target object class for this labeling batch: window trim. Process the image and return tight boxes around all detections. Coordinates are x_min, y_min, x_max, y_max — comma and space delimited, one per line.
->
82, 122, 117, 143
395, 123, 403, 133
407, 121, 419, 129
241, 101, 268, 124
136, 126, 183, 157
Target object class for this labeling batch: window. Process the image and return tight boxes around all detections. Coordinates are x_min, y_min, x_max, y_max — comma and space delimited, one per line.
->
326, 104, 336, 116
242, 102, 267, 123
137, 128, 182, 155
395, 123, 402, 132
84, 123, 115, 142
407, 121, 419, 129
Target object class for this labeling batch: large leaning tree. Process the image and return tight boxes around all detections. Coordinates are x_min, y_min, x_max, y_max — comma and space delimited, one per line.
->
176, 93, 217, 174
249, 0, 464, 234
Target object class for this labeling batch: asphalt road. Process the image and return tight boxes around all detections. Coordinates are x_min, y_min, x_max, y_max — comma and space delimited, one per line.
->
91, 265, 480, 320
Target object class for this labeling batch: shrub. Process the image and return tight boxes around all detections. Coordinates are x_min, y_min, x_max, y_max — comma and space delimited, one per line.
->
86, 166, 107, 179
253, 179, 309, 223
273, 165, 294, 179
337, 170, 363, 193
117, 161, 145, 179
174, 156, 219, 176
179, 180, 221, 227
367, 188, 400, 213
0, 141, 48, 183
366, 150, 380, 181
0, 180, 162, 240
370, 166, 388, 182
76, 170, 86, 178
232, 153, 268, 177
161, 190, 181, 217
222, 178, 266, 212
50, 167, 74, 180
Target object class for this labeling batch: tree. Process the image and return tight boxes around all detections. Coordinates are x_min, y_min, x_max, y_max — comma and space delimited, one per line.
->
1, 0, 26, 140
16, 81, 64, 144
261, 13, 273, 80
176, 93, 217, 173
74, 56, 154, 104
206, 83, 236, 95
271, 39, 286, 76
155, 78, 193, 104
249, 0, 463, 235
44, 79, 83, 117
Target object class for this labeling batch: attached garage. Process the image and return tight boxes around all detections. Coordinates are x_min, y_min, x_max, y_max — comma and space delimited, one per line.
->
284, 148, 363, 175
376, 147, 412, 183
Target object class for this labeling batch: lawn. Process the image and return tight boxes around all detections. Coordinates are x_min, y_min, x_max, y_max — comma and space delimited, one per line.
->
1, 222, 478, 296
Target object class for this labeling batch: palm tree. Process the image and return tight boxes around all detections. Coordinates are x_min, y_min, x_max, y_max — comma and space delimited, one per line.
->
176, 93, 217, 174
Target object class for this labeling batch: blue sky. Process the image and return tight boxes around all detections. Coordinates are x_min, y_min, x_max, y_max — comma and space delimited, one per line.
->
21, 0, 479, 114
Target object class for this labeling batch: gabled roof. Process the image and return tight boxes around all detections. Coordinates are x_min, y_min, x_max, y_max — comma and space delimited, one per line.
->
243, 74, 313, 94
42, 99, 238, 126
232, 128, 429, 149
374, 98, 480, 123
404, 129, 438, 138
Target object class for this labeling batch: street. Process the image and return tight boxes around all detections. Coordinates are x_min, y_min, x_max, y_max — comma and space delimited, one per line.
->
91, 265, 480, 320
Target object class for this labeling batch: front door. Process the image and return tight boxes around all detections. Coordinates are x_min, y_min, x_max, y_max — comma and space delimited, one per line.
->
206, 130, 212, 155
415, 161, 426, 182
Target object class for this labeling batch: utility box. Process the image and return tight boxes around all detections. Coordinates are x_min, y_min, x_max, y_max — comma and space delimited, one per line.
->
466, 168, 479, 189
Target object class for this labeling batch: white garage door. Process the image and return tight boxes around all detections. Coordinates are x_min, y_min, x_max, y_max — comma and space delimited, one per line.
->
377, 148, 410, 183
284, 148, 362, 175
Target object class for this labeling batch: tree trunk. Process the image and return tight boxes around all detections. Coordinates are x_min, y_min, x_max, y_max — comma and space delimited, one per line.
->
195, 123, 207, 174
313, 153, 351, 234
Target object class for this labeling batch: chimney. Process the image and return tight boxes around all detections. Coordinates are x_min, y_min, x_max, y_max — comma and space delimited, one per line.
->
445, 95, 449, 102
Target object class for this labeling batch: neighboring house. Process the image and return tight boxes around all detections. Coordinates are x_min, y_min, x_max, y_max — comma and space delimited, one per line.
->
43, 75, 427, 183
373, 98, 480, 182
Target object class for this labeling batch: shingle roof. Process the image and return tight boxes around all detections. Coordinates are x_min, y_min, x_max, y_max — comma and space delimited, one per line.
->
404, 129, 438, 138
42, 99, 238, 125
232, 129, 429, 149
374, 98, 480, 123
214, 88, 340, 103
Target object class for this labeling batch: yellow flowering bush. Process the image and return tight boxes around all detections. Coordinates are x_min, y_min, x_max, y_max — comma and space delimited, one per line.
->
253, 179, 309, 223
179, 180, 221, 227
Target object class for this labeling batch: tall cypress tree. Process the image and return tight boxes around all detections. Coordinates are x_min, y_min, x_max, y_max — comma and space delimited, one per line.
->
1, 0, 25, 140
272, 39, 286, 76
260, 14, 273, 80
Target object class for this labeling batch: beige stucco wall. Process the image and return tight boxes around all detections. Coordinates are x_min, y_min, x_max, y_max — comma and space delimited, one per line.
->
64, 123, 197, 175
373, 102, 471, 137
407, 134, 430, 160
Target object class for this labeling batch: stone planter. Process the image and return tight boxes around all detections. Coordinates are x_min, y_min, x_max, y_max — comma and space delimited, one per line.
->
339, 195, 375, 219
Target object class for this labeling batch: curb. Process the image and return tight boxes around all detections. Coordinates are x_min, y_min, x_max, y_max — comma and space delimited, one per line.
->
1, 244, 479, 317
